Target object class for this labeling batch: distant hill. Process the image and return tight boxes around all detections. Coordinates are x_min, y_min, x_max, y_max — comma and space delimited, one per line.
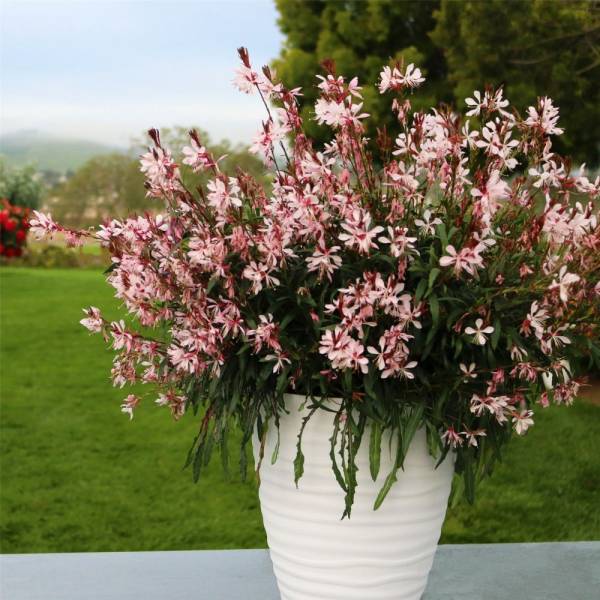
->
0, 130, 125, 173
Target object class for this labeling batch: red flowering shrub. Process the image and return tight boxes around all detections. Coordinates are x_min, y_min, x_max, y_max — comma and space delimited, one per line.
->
0, 199, 30, 258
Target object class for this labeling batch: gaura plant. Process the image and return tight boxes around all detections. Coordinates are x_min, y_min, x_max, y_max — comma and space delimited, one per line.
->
31, 48, 600, 517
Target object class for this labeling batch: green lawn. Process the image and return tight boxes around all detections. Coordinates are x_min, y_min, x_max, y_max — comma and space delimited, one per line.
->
1, 267, 599, 553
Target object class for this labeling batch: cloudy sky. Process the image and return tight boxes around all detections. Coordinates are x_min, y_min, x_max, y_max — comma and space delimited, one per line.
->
0, 0, 282, 147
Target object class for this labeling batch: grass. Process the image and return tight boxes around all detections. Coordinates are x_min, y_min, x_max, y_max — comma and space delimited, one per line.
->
1, 267, 599, 553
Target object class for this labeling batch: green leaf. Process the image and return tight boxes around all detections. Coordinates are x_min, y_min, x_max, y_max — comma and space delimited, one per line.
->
415, 278, 428, 302
329, 411, 348, 492
293, 446, 304, 486
276, 369, 290, 396
491, 318, 501, 350
279, 312, 295, 331
428, 268, 440, 290
429, 295, 440, 328
436, 222, 448, 247
374, 465, 398, 510
400, 404, 424, 459
369, 421, 383, 481
293, 406, 318, 487
192, 445, 203, 482
206, 276, 219, 295
271, 428, 280, 465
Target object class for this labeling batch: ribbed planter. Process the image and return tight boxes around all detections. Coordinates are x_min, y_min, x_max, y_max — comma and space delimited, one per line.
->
253, 394, 454, 600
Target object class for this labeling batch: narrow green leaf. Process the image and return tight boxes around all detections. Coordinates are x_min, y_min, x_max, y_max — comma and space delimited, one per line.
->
294, 406, 317, 487
293, 447, 304, 486
369, 421, 383, 481
415, 278, 428, 302
271, 428, 280, 465
437, 223, 448, 247
374, 463, 399, 510
429, 295, 440, 328
279, 313, 295, 331
491, 318, 501, 350
329, 411, 348, 492
401, 404, 424, 460
192, 445, 203, 482
428, 268, 440, 290
374, 430, 403, 510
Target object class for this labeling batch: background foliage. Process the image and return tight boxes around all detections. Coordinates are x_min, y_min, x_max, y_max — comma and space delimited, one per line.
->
273, 0, 600, 163
48, 128, 266, 228
0, 160, 43, 209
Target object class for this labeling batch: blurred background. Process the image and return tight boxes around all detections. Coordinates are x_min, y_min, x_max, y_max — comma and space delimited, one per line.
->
0, 0, 599, 553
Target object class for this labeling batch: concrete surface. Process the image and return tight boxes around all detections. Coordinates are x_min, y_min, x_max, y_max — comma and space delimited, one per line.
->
1, 542, 598, 599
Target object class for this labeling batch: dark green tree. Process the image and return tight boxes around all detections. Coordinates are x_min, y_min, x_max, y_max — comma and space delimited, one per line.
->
432, 0, 600, 164
272, 0, 446, 144
274, 0, 600, 164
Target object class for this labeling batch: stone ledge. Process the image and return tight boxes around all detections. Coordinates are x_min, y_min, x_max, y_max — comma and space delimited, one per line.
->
1, 542, 598, 599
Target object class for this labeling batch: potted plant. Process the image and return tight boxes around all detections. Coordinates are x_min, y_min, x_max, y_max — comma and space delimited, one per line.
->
31, 48, 599, 599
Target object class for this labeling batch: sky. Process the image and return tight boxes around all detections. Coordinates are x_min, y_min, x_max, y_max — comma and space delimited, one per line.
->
0, 0, 283, 147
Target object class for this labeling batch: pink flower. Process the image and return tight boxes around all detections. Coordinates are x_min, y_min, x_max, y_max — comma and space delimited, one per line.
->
110, 321, 136, 352
233, 65, 260, 94
80, 307, 103, 333
512, 409, 534, 435
548, 266, 580, 303
314, 94, 369, 129
207, 177, 242, 210
465, 88, 510, 118
29, 211, 59, 239
246, 314, 281, 353
156, 391, 186, 420
342, 339, 369, 374
265, 351, 291, 374
378, 63, 425, 93
306, 245, 342, 281
470, 394, 509, 422
414, 210, 442, 236
242, 261, 280, 294
441, 426, 463, 448
464, 319, 495, 346
339, 209, 384, 254
182, 137, 215, 172
320, 327, 368, 373
471, 170, 510, 223
459, 362, 477, 380
461, 428, 486, 447
525, 97, 563, 136
378, 226, 418, 257
120, 394, 140, 420
521, 301, 548, 337
401, 63, 426, 88
439, 244, 485, 277
250, 119, 288, 158
140, 146, 179, 189
167, 345, 201, 374
319, 327, 351, 366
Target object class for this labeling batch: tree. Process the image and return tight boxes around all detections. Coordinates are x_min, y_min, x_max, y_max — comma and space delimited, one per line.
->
49, 128, 267, 228
272, 0, 445, 145
273, 0, 600, 164
47, 153, 150, 228
0, 160, 44, 209
431, 0, 600, 164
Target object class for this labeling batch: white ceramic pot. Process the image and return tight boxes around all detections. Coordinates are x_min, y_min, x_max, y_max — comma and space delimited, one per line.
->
253, 394, 454, 600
